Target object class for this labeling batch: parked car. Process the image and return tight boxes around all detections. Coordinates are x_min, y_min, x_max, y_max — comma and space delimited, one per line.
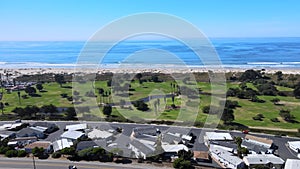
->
242, 130, 249, 134
68, 165, 77, 169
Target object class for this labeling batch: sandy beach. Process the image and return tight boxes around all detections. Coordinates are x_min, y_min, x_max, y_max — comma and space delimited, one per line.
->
1, 66, 300, 78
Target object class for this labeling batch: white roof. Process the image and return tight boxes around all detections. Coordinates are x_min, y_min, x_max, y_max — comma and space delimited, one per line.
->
65, 123, 87, 131
243, 154, 284, 165
210, 144, 243, 168
53, 139, 73, 152
285, 159, 300, 169
2, 123, 23, 130
30, 126, 47, 133
162, 144, 188, 153
61, 130, 84, 140
182, 135, 192, 141
205, 132, 233, 141
288, 141, 300, 149
88, 129, 113, 139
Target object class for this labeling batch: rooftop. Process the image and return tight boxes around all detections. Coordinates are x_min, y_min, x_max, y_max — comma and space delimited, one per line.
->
65, 123, 87, 131
87, 128, 113, 139
205, 132, 233, 141
243, 154, 284, 165
61, 130, 85, 140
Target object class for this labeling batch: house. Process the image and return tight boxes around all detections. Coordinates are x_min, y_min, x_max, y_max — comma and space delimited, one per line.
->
162, 133, 183, 145
131, 127, 160, 138
87, 128, 113, 140
162, 144, 189, 159
1, 122, 25, 131
129, 139, 155, 159
76, 141, 99, 151
61, 130, 85, 140
244, 135, 274, 148
287, 141, 300, 153
204, 132, 233, 146
10, 136, 38, 147
52, 139, 73, 152
32, 122, 58, 133
65, 123, 87, 131
16, 127, 46, 139
284, 159, 300, 169
243, 154, 284, 169
25, 141, 52, 153
209, 144, 245, 169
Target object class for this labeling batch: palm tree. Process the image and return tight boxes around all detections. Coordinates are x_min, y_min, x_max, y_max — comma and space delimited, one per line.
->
0, 102, 4, 115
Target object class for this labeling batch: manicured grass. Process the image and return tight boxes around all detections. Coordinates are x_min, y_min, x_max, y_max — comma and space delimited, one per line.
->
1, 80, 300, 129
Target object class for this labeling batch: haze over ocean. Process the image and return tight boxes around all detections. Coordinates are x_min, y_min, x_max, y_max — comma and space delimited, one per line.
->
0, 37, 300, 69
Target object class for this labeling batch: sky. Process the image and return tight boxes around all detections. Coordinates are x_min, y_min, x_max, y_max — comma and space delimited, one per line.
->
0, 0, 300, 41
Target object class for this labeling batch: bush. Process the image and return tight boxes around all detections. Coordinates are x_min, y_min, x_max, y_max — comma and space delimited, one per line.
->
173, 158, 193, 169
17, 150, 27, 157
0, 146, 11, 154
51, 152, 62, 158
5, 150, 18, 158
271, 118, 280, 122
252, 114, 264, 121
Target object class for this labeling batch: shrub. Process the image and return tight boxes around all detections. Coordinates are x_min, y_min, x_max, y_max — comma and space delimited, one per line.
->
17, 150, 27, 157
5, 150, 18, 158
51, 152, 62, 158
271, 118, 280, 122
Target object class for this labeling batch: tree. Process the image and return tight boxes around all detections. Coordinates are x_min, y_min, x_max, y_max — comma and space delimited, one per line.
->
98, 88, 104, 103
54, 74, 65, 87
173, 158, 193, 169
132, 100, 149, 111
221, 108, 234, 124
275, 71, 283, 82
36, 83, 43, 91
294, 82, 300, 99
279, 109, 295, 122
239, 69, 262, 82
65, 107, 77, 120
102, 104, 112, 116
136, 73, 142, 82
0, 102, 4, 114
270, 98, 280, 105
25, 86, 37, 96
41, 104, 57, 117
32, 147, 44, 157
178, 150, 193, 160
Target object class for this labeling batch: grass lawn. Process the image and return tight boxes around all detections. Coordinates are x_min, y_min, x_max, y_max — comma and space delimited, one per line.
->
1, 80, 300, 130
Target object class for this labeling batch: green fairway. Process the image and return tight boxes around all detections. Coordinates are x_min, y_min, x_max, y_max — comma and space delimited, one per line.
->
1, 79, 300, 130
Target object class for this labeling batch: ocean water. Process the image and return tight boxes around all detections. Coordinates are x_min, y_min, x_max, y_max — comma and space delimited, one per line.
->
0, 38, 300, 69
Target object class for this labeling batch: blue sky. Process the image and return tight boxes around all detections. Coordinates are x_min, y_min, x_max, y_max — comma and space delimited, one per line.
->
0, 0, 299, 41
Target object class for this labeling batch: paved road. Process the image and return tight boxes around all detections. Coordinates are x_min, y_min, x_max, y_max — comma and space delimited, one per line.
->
0, 158, 170, 169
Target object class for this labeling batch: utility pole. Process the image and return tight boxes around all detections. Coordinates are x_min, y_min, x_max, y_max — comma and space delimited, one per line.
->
32, 155, 36, 169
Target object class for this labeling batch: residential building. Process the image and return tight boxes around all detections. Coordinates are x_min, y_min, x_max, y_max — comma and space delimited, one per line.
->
32, 122, 58, 133
243, 154, 284, 169
16, 127, 45, 139
65, 123, 87, 131
87, 128, 113, 140
76, 141, 99, 151
52, 139, 73, 152
209, 144, 245, 169
129, 139, 155, 159
284, 159, 300, 169
287, 141, 300, 153
61, 130, 85, 140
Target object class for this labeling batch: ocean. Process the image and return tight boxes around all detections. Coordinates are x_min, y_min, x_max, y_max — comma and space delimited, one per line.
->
0, 37, 300, 69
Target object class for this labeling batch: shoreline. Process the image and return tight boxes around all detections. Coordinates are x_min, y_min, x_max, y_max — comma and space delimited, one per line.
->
1, 66, 300, 78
